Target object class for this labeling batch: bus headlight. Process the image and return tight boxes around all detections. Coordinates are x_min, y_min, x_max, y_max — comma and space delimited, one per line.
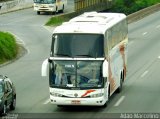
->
50, 92, 63, 97
90, 93, 104, 98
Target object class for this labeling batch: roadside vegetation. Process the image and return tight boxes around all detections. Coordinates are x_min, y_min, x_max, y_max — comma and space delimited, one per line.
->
0, 31, 18, 64
111, 0, 160, 15
46, 0, 160, 26
45, 15, 70, 26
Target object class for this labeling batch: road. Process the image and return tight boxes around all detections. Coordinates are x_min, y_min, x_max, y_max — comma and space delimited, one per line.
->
0, 2, 160, 118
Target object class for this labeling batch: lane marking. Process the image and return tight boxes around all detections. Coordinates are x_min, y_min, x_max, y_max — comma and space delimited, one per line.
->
141, 70, 148, 78
114, 96, 125, 107
142, 32, 148, 36
43, 98, 50, 104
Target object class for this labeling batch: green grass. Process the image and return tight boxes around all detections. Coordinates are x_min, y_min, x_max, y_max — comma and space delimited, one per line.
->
111, 0, 160, 15
0, 31, 18, 64
45, 15, 70, 26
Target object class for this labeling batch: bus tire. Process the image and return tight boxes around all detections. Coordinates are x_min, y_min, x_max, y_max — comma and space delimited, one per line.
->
117, 73, 123, 93
57, 105, 63, 107
10, 96, 16, 110
60, 5, 64, 13
37, 11, 40, 15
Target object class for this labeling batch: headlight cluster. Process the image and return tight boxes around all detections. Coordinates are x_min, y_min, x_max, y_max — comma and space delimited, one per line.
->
50, 92, 63, 97
90, 93, 104, 98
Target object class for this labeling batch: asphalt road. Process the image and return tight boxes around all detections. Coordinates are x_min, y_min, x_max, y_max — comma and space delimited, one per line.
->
0, 2, 160, 118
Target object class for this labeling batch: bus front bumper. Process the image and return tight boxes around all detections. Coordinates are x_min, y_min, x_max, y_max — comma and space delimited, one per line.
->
50, 96, 107, 106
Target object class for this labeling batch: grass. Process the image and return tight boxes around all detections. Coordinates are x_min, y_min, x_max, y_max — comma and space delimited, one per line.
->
45, 15, 70, 26
0, 31, 18, 64
111, 0, 160, 15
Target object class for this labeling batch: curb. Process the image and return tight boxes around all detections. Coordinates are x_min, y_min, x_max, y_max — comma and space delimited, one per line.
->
127, 3, 160, 24
0, 44, 27, 68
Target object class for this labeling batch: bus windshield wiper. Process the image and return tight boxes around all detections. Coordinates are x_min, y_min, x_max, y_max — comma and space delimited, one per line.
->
54, 54, 71, 57
74, 55, 93, 58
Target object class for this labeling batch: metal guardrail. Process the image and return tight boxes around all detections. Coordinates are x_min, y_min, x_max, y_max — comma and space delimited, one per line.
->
0, 0, 33, 14
74, 0, 112, 12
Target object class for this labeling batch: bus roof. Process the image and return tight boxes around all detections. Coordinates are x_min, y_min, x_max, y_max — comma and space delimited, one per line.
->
53, 12, 126, 34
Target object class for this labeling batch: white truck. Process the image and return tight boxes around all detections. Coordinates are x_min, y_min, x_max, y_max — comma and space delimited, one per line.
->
33, 0, 67, 15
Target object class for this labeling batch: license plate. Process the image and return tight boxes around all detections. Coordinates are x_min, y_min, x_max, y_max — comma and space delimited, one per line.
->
71, 100, 81, 104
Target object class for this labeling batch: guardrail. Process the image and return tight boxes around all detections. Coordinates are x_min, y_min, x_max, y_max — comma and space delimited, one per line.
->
127, 3, 160, 24
0, 0, 33, 14
74, 0, 113, 12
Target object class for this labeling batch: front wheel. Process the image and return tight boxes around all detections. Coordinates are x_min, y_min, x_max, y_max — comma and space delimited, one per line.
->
117, 76, 123, 93
10, 97, 16, 110
60, 5, 64, 13
37, 11, 40, 15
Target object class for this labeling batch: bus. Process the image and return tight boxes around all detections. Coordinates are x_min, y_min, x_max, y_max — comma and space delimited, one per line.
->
41, 12, 128, 107
33, 0, 67, 15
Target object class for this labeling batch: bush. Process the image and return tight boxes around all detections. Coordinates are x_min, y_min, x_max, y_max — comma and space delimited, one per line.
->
111, 0, 160, 15
0, 31, 18, 64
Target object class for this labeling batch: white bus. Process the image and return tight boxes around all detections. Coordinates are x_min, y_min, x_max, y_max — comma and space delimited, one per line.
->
33, 0, 67, 15
42, 12, 128, 107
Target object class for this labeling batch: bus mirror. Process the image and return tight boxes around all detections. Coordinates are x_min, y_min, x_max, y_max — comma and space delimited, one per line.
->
102, 60, 108, 78
41, 59, 49, 77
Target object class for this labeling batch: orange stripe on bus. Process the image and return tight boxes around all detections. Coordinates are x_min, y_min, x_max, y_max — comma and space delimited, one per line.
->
81, 89, 95, 97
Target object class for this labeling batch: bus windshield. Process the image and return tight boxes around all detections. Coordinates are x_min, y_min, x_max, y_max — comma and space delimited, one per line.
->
33, 0, 55, 4
51, 34, 104, 58
49, 60, 103, 89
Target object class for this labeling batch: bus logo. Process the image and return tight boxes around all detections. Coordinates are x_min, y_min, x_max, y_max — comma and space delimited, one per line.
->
74, 93, 78, 97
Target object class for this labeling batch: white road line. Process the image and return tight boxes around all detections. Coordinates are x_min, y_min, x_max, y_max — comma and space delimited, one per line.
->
114, 96, 125, 107
141, 70, 148, 78
43, 98, 50, 104
142, 32, 148, 35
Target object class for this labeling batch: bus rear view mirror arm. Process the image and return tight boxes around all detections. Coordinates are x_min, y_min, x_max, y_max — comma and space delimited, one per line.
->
41, 58, 49, 77
103, 59, 108, 78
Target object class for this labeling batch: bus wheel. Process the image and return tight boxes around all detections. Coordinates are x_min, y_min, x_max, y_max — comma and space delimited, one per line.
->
57, 105, 64, 107
37, 11, 40, 15
60, 5, 64, 13
117, 73, 123, 93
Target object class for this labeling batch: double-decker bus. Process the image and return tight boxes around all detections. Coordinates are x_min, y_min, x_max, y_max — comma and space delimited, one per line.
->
42, 12, 128, 107
33, 0, 67, 15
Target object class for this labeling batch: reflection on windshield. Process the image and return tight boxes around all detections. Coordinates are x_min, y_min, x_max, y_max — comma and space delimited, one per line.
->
52, 34, 104, 58
49, 60, 103, 89
34, 0, 55, 4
